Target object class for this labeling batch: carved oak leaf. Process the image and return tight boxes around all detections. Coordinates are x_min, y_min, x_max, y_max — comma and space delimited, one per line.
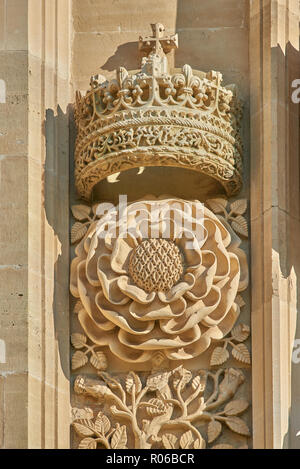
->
71, 333, 87, 350
191, 373, 207, 392
90, 351, 108, 371
78, 437, 97, 449
231, 324, 250, 343
71, 222, 88, 244
72, 351, 88, 370
162, 434, 177, 449
111, 425, 127, 449
230, 199, 247, 215
146, 371, 169, 391
180, 430, 193, 449
224, 416, 250, 436
231, 215, 248, 237
224, 399, 249, 416
125, 372, 142, 395
94, 412, 111, 435
92, 204, 100, 216
73, 422, 95, 438
173, 367, 192, 389
71, 204, 91, 221
206, 198, 227, 214
210, 347, 229, 366
194, 437, 206, 449
231, 343, 251, 364
145, 398, 168, 417
71, 407, 93, 422
207, 420, 222, 444
235, 295, 246, 308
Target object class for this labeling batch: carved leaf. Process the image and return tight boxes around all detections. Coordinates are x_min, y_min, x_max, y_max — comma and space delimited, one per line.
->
162, 433, 177, 449
194, 437, 206, 449
231, 215, 248, 237
92, 203, 101, 217
206, 198, 227, 214
191, 374, 206, 392
73, 300, 84, 314
146, 371, 169, 391
71, 333, 87, 350
211, 444, 234, 449
231, 343, 251, 364
146, 398, 168, 417
78, 437, 97, 449
71, 407, 93, 422
90, 351, 108, 370
207, 420, 222, 444
71, 222, 88, 244
224, 399, 249, 416
180, 430, 193, 449
231, 324, 250, 343
72, 351, 88, 370
73, 423, 95, 438
111, 425, 127, 449
125, 372, 142, 394
94, 412, 111, 435
235, 295, 246, 308
210, 347, 229, 366
71, 205, 91, 221
173, 368, 192, 389
225, 416, 250, 436
230, 199, 247, 215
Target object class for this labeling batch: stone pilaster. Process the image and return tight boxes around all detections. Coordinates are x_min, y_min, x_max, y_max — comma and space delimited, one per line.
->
249, 0, 300, 449
0, 0, 72, 448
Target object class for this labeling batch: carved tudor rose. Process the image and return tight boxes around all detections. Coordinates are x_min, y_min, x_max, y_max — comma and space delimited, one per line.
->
70, 197, 248, 362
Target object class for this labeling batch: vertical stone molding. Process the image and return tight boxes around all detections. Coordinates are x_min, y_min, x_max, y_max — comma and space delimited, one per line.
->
0, 0, 72, 449
249, 0, 300, 448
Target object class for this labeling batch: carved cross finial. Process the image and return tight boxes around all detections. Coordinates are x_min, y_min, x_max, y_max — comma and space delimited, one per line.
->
139, 23, 178, 57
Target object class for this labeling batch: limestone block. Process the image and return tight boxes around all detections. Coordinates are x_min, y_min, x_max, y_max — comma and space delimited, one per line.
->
72, 0, 178, 33
5, 0, 28, 51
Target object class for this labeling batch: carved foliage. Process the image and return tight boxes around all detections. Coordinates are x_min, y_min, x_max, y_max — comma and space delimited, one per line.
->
72, 367, 250, 449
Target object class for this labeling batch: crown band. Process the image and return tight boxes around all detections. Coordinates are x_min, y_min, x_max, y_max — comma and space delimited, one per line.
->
74, 25, 243, 200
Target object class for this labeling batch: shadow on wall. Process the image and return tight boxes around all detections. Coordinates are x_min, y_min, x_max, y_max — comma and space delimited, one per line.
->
101, 41, 140, 72
43, 105, 72, 381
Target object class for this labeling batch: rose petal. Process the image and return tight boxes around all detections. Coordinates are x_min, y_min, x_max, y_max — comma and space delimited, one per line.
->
129, 297, 186, 321
201, 254, 240, 326
118, 324, 200, 350
161, 286, 221, 334
118, 276, 156, 304
96, 291, 155, 335
185, 251, 216, 300
97, 254, 129, 305
158, 273, 195, 303
110, 234, 137, 274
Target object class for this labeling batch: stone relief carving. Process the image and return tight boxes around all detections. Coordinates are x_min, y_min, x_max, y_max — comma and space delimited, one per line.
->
72, 365, 249, 449
71, 24, 250, 450
74, 24, 243, 200
70, 197, 249, 363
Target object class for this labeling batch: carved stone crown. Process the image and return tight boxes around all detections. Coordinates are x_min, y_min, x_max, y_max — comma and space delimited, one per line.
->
74, 24, 243, 200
